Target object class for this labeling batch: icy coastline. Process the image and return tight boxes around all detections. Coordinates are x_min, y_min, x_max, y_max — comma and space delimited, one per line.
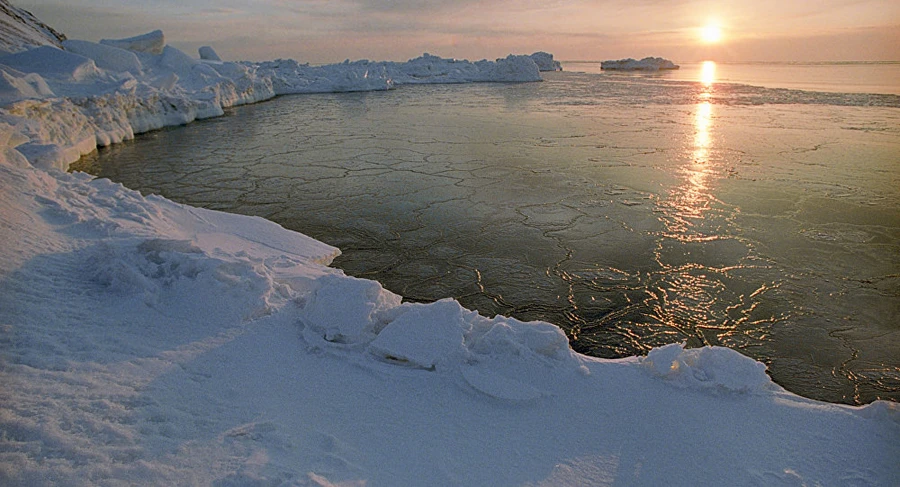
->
1, 4, 898, 486
0, 25, 549, 172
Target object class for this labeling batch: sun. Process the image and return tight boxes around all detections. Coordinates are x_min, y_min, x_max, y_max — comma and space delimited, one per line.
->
700, 24, 723, 44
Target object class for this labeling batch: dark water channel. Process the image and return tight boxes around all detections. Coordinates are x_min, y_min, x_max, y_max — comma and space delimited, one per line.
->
72, 73, 900, 404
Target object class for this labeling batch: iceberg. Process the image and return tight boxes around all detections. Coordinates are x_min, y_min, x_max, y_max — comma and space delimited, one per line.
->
0, 5, 897, 486
601, 56, 680, 71
530, 51, 563, 71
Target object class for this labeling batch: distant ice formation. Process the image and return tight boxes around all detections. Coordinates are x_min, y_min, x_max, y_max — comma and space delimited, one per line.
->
601, 56, 680, 71
198, 45, 221, 61
530, 51, 562, 71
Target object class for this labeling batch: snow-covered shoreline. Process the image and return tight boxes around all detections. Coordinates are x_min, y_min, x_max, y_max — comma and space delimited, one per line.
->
1, 25, 552, 172
1, 4, 898, 486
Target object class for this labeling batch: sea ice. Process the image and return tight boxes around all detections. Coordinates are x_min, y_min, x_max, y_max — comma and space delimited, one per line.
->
530, 51, 563, 71
601, 56, 680, 70
0, 5, 897, 486
198, 45, 221, 61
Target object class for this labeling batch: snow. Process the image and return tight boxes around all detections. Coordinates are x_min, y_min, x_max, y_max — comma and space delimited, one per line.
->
0, 0, 65, 54
198, 46, 221, 62
601, 57, 680, 71
0, 11, 898, 487
62, 39, 144, 76
0, 45, 99, 82
530, 51, 562, 71
0, 31, 542, 171
100, 29, 165, 56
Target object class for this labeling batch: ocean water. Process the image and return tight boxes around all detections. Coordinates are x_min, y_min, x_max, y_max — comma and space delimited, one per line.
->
72, 62, 900, 405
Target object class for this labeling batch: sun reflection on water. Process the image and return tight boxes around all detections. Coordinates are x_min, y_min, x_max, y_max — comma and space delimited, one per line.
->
671, 61, 718, 223
673, 97, 715, 224
700, 60, 716, 89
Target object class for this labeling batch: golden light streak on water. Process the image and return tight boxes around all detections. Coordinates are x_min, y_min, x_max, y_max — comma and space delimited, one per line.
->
700, 60, 716, 88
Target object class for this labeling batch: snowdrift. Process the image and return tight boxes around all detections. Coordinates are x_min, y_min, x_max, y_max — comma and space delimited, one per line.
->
0, 9, 897, 487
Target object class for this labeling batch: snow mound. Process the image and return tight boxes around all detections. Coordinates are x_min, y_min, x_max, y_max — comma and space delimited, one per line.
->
100, 29, 165, 55
198, 45, 221, 61
63, 39, 143, 76
367, 299, 470, 370
300, 273, 402, 345
530, 51, 562, 71
0, 65, 53, 103
601, 57, 680, 71
0, 45, 98, 82
299, 275, 579, 400
642, 342, 774, 393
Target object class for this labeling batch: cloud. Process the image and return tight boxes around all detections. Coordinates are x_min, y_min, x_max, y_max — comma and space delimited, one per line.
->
15, 0, 900, 62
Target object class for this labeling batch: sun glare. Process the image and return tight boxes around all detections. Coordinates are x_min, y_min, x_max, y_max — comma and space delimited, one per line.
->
700, 24, 722, 44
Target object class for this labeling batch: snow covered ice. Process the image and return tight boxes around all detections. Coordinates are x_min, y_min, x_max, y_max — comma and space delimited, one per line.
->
0, 2, 898, 485
601, 57, 680, 71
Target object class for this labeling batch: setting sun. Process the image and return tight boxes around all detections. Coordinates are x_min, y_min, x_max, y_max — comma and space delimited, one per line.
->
700, 24, 723, 43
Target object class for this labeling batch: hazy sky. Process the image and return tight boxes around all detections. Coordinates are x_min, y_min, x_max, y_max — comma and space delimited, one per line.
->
18, 0, 900, 63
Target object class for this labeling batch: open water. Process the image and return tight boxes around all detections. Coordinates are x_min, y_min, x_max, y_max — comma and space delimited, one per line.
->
72, 62, 900, 405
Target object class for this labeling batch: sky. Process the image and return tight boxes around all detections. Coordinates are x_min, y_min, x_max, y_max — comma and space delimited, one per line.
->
17, 0, 900, 63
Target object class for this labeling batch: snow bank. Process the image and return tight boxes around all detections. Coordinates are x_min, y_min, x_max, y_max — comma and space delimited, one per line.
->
63, 39, 143, 76
601, 56, 680, 71
643, 342, 773, 392
1, 136, 898, 484
0, 45, 99, 82
0, 30, 544, 171
0, 11, 897, 486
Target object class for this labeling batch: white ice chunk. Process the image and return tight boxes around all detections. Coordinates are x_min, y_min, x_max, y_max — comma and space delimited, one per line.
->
198, 46, 221, 61
0, 65, 53, 103
100, 29, 165, 55
159, 45, 198, 74
643, 342, 773, 392
367, 299, 470, 370
530, 51, 562, 71
300, 274, 402, 344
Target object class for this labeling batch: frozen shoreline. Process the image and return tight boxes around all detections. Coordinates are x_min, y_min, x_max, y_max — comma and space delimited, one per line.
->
0, 27, 550, 172
1, 6, 898, 486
